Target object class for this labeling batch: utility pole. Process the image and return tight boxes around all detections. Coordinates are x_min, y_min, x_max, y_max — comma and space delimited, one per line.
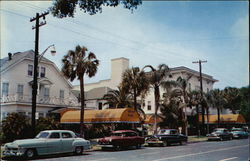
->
30, 11, 49, 137
192, 60, 207, 136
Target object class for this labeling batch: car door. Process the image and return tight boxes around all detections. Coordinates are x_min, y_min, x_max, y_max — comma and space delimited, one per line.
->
126, 132, 138, 146
46, 132, 62, 154
61, 132, 74, 152
169, 130, 179, 143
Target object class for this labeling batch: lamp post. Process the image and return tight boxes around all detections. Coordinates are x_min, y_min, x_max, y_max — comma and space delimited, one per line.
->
31, 45, 56, 137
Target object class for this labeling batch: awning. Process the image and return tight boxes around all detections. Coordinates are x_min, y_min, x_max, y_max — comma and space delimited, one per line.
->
199, 114, 246, 124
61, 108, 140, 124
144, 114, 162, 124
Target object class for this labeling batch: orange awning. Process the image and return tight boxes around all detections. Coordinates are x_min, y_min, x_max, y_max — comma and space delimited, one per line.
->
199, 114, 246, 124
144, 114, 162, 124
61, 108, 140, 124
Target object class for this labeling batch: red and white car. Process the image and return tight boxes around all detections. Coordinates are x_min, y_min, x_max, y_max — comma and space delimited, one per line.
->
97, 130, 144, 150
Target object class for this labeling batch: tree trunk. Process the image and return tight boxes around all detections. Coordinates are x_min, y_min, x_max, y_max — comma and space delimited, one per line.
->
133, 88, 137, 111
79, 75, 85, 138
217, 107, 220, 127
206, 107, 209, 134
183, 90, 188, 136
154, 85, 160, 134
196, 104, 200, 137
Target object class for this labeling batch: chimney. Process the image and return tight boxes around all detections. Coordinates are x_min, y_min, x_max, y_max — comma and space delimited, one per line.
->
8, 53, 12, 61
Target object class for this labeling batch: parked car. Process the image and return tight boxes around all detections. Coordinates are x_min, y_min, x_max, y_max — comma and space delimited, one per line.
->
230, 128, 249, 139
145, 129, 187, 146
2, 130, 91, 159
97, 130, 144, 150
207, 128, 233, 141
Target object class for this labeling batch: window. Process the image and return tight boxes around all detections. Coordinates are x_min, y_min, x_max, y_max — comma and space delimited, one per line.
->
49, 132, 60, 138
98, 102, 102, 110
188, 83, 191, 91
2, 83, 9, 96
147, 101, 151, 111
41, 67, 46, 77
62, 132, 73, 138
17, 84, 24, 96
28, 65, 33, 76
44, 88, 50, 99
60, 90, 64, 99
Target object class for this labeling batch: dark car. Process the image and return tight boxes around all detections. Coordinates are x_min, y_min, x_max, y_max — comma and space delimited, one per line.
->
97, 130, 145, 150
207, 128, 233, 141
230, 128, 249, 139
146, 129, 188, 146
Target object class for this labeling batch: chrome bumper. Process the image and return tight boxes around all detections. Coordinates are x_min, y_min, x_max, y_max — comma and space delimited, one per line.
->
2, 148, 25, 157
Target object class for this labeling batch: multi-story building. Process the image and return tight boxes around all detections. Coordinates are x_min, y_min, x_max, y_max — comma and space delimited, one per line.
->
0, 50, 79, 121
73, 57, 222, 115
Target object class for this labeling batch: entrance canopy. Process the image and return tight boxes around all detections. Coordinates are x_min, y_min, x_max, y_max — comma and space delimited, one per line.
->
144, 114, 163, 124
61, 108, 140, 124
199, 114, 246, 124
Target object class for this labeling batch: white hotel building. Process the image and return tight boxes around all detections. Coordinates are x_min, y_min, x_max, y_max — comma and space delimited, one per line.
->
73, 57, 224, 115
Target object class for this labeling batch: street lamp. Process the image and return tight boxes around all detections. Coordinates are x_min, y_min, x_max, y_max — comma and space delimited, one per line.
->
31, 44, 56, 137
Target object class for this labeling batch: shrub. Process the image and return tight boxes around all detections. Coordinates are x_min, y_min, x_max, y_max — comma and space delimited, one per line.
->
2, 113, 32, 143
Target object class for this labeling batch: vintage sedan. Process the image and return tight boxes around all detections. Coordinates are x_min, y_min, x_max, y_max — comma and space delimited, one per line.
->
231, 128, 249, 139
207, 128, 233, 141
146, 129, 187, 146
2, 130, 91, 159
97, 130, 145, 150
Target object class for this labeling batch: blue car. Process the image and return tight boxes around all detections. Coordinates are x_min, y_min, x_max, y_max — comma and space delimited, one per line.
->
230, 128, 249, 139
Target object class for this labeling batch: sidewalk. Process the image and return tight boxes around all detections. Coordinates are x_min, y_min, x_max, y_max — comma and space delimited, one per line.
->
188, 136, 208, 143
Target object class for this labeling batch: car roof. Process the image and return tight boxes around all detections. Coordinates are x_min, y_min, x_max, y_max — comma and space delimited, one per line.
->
41, 130, 74, 133
160, 129, 177, 131
112, 130, 137, 133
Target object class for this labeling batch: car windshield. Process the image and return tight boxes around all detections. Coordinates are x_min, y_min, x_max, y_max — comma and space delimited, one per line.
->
36, 132, 50, 138
213, 129, 224, 133
158, 129, 171, 135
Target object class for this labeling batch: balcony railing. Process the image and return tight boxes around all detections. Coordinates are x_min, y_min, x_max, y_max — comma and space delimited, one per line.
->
0, 94, 80, 107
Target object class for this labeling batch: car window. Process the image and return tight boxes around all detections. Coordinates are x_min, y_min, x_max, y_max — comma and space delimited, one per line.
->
170, 130, 178, 135
36, 132, 49, 138
49, 132, 60, 138
158, 129, 170, 135
126, 132, 137, 137
62, 132, 73, 138
111, 133, 123, 136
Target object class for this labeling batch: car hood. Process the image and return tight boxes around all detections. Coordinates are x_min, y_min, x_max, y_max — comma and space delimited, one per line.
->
5, 138, 46, 148
231, 131, 244, 134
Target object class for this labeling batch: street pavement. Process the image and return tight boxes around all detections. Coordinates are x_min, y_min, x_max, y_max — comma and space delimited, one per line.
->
3, 139, 250, 161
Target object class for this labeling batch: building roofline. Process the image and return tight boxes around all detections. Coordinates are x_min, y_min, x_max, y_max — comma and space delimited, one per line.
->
111, 57, 129, 61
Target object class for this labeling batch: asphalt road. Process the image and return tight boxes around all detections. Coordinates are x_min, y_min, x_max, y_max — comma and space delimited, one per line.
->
3, 139, 250, 161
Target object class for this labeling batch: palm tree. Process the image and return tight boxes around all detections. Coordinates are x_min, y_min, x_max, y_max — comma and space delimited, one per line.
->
122, 67, 149, 110
143, 64, 171, 133
223, 87, 241, 114
206, 89, 227, 127
103, 85, 132, 108
160, 89, 185, 129
187, 90, 201, 136
62, 45, 99, 138
122, 67, 149, 122
175, 76, 192, 135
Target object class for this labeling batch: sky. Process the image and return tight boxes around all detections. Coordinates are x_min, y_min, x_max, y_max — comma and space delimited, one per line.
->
1, 1, 249, 89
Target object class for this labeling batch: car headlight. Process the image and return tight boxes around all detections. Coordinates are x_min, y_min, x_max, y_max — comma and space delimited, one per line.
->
109, 138, 112, 142
159, 137, 162, 140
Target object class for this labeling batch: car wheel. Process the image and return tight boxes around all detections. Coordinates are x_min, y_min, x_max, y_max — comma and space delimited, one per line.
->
114, 145, 121, 151
75, 146, 83, 155
162, 141, 168, 147
25, 149, 36, 159
220, 137, 223, 141
229, 136, 233, 140
136, 144, 142, 149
